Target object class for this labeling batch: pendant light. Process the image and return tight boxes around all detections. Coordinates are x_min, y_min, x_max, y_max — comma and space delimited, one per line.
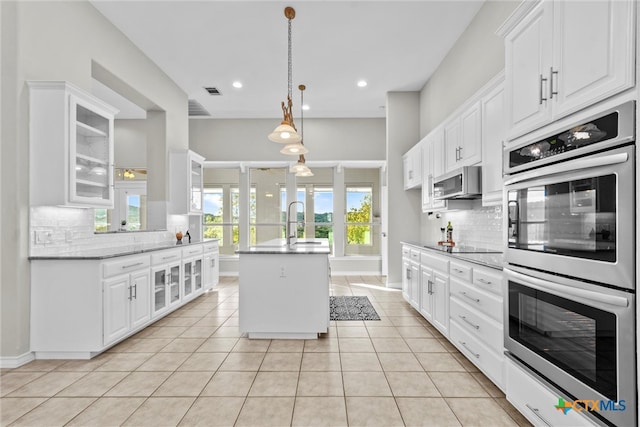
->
268, 7, 302, 145
291, 85, 313, 176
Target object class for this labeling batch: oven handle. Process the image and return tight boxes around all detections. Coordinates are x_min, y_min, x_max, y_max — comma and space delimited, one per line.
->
505, 268, 629, 308
504, 151, 629, 186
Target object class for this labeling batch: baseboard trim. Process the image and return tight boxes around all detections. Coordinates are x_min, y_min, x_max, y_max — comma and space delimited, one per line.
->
0, 352, 35, 369
386, 281, 402, 289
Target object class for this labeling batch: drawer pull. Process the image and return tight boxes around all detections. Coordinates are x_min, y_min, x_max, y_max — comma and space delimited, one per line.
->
477, 278, 492, 285
458, 315, 480, 330
122, 262, 144, 269
458, 341, 480, 358
525, 404, 552, 427
162, 255, 176, 260
453, 268, 464, 273
459, 291, 480, 304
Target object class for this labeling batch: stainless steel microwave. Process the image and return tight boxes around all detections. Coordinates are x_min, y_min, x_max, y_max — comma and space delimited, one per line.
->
433, 166, 481, 200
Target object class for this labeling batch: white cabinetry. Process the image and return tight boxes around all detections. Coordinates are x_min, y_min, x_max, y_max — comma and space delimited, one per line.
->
182, 245, 204, 302
445, 101, 482, 172
449, 260, 505, 389
419, 251, 450, 336
151, 249, 182, 318
401, 246, 420, 310
31, 244, 212, 359
170, 150, 205, 214
103, 256, 151, 346
480, 80, 506, 206
501, 0, 635, 140
28, 81, 118, 208
506, 358, 596, 427
402, 144, 422, 189
421, 132, 446, 212
203, 241, 220, 291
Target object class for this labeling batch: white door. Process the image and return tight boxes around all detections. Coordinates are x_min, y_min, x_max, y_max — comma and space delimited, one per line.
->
420, 267, 434, 322
552, 0, 635, 118
380, 182, 388, 277
444, 118, 461, 172
459, 102, 482, 166
130, 269, 150, 329
432, 271, 449, 335
103, 275, 130, 345
505, 0, 553, 139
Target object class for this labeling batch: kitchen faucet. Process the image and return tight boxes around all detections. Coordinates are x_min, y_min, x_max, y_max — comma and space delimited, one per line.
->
286, 201, 304, 247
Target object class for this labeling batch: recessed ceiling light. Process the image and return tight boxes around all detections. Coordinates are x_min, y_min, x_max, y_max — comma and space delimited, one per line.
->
232, 81, 243, 88
302, 104, 310, 111
357, 80, 368, 88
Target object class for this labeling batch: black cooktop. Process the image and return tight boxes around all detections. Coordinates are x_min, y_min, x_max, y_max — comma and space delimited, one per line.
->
423, 245, 502, 254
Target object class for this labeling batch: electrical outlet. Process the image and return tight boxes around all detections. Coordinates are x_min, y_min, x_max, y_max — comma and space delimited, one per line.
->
35, 230, 53, 244
280, 265, 286, 278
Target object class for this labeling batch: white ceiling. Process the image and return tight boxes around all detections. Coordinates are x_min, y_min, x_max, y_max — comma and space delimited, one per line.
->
90, 0, 484, 119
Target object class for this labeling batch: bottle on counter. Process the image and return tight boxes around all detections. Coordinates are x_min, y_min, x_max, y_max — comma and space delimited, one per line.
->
446, 221, 453, 243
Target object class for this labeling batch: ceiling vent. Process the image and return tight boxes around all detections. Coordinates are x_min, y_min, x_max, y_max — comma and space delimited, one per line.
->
188, 99, 211, 117
203, 87, 222, 95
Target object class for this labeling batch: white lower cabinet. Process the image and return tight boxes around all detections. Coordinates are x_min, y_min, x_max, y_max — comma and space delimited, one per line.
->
31, 244, 214, 359
103, 267, 150, 346
402, 246, 421, 310
419, 252, 450, 336
182, 245, 204, 302
506, 358, 596, 427
151, 249, 182, 318
203, 242, 220, 291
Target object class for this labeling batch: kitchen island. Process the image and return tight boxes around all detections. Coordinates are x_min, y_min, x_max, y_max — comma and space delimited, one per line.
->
237, 238, 330, 339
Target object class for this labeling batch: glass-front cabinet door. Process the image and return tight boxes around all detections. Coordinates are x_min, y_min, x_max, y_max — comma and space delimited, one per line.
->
183, 262, 193, 299
152, 268, 168, 317
193, 259, 203, 292
168, 264, 181, 307
69, 95, 114, 206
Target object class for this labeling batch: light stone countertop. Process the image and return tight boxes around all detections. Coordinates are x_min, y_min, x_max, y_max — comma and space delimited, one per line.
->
236, 238, 331, 255
402, 241, 504, 270
29, 239, 219, 260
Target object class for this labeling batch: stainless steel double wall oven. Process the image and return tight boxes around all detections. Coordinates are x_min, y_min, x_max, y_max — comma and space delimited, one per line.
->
503, 101, 636, 427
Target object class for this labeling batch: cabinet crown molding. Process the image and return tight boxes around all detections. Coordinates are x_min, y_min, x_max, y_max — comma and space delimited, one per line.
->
495, 0, 542, 37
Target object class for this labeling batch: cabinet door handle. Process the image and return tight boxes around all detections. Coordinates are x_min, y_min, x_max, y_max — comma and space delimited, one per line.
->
122, 262, 144, 269
406, 269, 411, 280
459, 291, 480, 304
409, 170, 413, 179
458, 315, 480, 330
128, 285, 132, 301
132, 283, 137, 299
549, 67, 558, 99
458, 340, 480, 358
525, 404, 553, 427
539, 74, 548, 104
428, 280, 433, 295
458, 146, 462, 161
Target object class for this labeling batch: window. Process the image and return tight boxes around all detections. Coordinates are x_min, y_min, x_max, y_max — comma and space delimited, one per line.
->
344, 167, 381, 256
203, 168, 240, 255
346, 186, 372, 245
250, 167, 288, 245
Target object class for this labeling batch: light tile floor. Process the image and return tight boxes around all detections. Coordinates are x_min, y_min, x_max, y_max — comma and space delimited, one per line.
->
1, 276, 531, 426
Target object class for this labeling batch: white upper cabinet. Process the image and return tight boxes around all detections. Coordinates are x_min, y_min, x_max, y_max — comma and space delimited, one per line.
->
480, 79, 506, 206
502, 0, 635, 140
445, 101, 482, 172
402, 144, 422, 190
421, 131, 446, 213
170, 150, 205, 215
28, 81, 118, 208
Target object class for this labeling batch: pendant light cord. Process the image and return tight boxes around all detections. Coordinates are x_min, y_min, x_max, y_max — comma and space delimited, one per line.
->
288, 17, 293, 100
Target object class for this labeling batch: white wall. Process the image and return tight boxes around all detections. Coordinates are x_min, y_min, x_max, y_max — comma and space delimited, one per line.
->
419, 0, 519, 247
114, 119, 147, 169
420, 0, 519, 136
1, 0, 188, 363
190, 118, 385, 162
386, 92, 421, 287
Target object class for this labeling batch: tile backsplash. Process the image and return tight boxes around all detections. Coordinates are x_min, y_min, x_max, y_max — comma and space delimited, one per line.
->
30, 206, 188, 256
421, 201, 503, 251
